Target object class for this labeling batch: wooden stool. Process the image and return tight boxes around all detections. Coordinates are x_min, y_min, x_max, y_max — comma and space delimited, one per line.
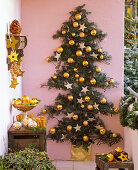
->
95, 155, 134, 170
8, 126, 46, 151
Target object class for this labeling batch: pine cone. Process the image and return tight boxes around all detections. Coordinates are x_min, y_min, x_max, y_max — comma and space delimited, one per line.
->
10, 20, 22, 34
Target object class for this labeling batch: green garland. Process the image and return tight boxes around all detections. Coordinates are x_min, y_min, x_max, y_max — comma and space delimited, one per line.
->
26, 127, 46, 131
119, 94, 138, 130
124, 48, 138, 95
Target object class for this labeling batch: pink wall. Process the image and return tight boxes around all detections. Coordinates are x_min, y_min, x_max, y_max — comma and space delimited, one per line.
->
21, 0, 124, 160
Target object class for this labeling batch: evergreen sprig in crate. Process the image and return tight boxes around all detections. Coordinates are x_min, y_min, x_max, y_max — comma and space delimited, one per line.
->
95, 154, 134, 170
8, 126, 46, 152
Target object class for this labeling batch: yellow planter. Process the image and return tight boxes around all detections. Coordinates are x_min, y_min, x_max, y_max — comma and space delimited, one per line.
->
71, 145, 91, 161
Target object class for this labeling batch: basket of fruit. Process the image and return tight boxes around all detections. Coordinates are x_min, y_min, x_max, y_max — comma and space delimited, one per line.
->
13, 95, 40, 118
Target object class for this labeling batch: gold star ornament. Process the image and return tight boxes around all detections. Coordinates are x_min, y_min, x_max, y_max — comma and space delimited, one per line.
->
17, 70, 25, 77
6, 39, 11, 49
118, 153, 128, 162
6, 35, 19, 50
8, 51, 18, 63
10, 79, 19, 89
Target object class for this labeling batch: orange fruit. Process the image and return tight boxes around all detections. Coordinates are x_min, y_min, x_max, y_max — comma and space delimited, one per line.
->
14, 99, 22, 105
30, 98, 38, 105
21, 95, 30, 104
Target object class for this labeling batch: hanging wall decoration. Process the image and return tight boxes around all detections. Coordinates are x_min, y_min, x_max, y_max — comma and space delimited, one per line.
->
6, 19, 27, 89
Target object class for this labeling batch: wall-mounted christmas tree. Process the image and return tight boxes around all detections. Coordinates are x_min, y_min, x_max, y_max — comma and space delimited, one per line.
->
42, 4, 122, 150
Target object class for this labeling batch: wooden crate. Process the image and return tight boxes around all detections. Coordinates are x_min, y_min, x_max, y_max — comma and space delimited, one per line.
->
95, 154, 134, 170
8, 126, 46, 151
